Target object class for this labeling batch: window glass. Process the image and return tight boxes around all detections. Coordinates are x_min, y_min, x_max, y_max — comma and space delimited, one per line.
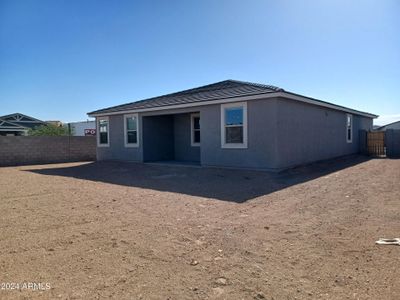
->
346, 114, 352, 142
99, 120, 108, 132
221, 102, 247, 148
224, 106, 244, 144
193, 117, 200, 130
127, 131, 137, 144
100, 133, 108, 144
347, 115, 352, 127
194, 130, 200, 143
99, 119, 108, 144
192, 115, 200, 145
125, 115, 138, 145
126, 116, 137, 131
225, 127, 243, 143
225, 108, 243, 126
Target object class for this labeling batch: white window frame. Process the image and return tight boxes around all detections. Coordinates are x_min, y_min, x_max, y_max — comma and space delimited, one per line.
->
221, 102, 248, 149
124, 113, 139, 148
346, 113, 353, 143
97, 116, 110, 147
190, 113, 200, 147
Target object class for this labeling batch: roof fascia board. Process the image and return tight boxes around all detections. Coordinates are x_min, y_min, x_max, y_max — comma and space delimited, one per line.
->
88, 91, 377, 119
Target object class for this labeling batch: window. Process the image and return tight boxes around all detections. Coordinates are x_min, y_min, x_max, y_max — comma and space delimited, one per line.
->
191, 113, 200, 146
124, 114, 139, 147
346, 114, 353, 143
98, 117, 109, 147
221, 102, 248, 148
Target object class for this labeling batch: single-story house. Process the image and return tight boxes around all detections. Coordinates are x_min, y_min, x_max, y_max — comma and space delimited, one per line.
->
376, 120, 400, 131
0, 113, 47, 136
88, 80, 377, 171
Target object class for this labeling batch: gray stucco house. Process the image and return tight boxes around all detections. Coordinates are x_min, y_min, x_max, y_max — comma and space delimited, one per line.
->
88, 80, 377, 171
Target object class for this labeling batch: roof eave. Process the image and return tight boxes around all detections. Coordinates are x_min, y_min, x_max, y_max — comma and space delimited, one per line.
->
88, 91, 377, 119
87, 92, 279, 117
280, 91, 378, 119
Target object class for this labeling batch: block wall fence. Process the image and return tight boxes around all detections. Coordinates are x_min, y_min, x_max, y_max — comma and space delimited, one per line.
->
0, 136, 96, 167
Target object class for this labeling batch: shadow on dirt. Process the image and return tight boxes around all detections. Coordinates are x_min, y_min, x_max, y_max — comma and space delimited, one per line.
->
26, 155, 370, 203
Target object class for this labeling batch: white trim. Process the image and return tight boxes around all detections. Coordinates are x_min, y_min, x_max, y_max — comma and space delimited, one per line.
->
124, 113, 139, 148
97, 116, 109, 147
190, 113, 200, 147
346, 114, 353, 143
88, 91, 377, 119
221, 102, 248, 149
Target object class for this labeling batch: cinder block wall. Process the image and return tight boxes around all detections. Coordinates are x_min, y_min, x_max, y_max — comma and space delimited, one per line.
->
0, 136, 96, 167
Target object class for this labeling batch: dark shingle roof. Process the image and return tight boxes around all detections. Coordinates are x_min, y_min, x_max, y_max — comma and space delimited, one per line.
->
88, 80, 283, 115
88, 79, 377, 118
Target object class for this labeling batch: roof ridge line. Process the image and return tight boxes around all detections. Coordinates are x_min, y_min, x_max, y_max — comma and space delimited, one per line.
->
88, 79, 281, 114
227, 79, 284, 92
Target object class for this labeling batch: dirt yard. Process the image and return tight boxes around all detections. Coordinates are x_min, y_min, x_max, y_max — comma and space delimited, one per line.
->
0, 156, 399, 300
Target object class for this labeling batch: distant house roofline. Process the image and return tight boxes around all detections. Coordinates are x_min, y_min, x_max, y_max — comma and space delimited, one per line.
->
0, 118, 27, 131
376, 120, 400, 130
0, 113, 46, 124
87, 80, 378, 119
0, 113, 47, 132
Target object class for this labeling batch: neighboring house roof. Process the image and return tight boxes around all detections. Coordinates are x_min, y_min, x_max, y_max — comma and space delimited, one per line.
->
376, 120, 400, 131
88, 79, 378, 118
0, 113, 46, 130
0, 118, 27, 132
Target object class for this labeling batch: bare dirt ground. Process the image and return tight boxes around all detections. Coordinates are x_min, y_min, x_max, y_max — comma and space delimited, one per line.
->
0, 156, 399, 300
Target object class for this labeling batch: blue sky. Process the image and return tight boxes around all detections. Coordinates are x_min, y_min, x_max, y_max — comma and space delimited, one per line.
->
0, 0, 399, 125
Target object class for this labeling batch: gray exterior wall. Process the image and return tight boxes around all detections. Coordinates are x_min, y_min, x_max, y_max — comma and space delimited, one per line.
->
96, 114, 142, 161
275, 98, 372, 169
200, 98, 279, 169
386, 129, 400, 158
173, 114, 200, 162
95, 96, 373, 171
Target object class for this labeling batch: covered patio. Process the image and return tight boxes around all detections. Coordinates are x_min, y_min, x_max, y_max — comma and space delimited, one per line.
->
142, 112, 201, 165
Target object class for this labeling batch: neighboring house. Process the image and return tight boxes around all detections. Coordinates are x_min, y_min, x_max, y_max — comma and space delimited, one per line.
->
46, 120, 63, 127
69, 120, 96, 136
376, 120, 400, 131
0, 113, 46, 136
373, 125, 381, 130
87, 80, 377, 171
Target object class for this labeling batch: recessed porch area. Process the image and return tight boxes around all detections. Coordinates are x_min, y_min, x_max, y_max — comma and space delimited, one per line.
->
142, 112, 201, 165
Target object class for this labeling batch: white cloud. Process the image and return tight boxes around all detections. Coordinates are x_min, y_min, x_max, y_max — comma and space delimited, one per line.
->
374, 114, 400, 126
